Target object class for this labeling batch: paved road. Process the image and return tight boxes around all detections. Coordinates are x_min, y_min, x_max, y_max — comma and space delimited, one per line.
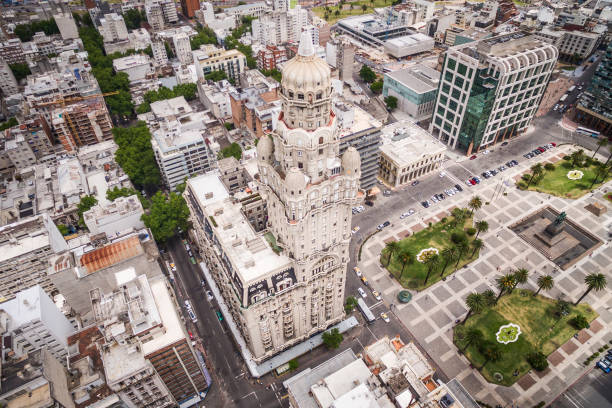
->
551, 368, 612, 408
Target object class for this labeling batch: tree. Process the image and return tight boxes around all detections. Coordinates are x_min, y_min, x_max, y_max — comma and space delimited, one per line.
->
496, 273, 516, 302
77, 195, 98, 227
570, 149, 586, 168
462, 327, 483, 351
474, 220, 488, 239
344, 296, 358, 313
450, 231, 468, 246
468, 196, 482, 216
569, 314, 590, 330
106, 187, 149, 208
482, 289, 496, 307
321, 328, 343, 349
471, 238, 483, 258
384, 96, 398, 111
423, 254, 439, 285
124, 8, 145, 30
14, 18, 59, 41
141, 191, 190, 243
57, 224, 69, 236
526, 352, 548, 371
589, 162, 610, 189
463, 292, 485, 323
334, 9, 340, 16
544, 162, 555, 172
205, 70, 228, 82
359, 65, 376, 83
384, 241, 400, 266
261, 68, 282, 82
9, 63, 31, 81
478, 341, 502, 370
398, 249, 414, 280
513, 268, 529, 289
550, 299, 570, 325
113, 122, 161, 191
439, 246, 456, 277
221, 142, 242, 160
574, 273, 607, 305
454, 241, 469, 268
0, 117, 18, 131
361, 4, 368, 11
534, 275, 554, 296
288, 359, 299, 370
527, 163, 543, 187
370, 79, 383, 94
191, 25, 218, 49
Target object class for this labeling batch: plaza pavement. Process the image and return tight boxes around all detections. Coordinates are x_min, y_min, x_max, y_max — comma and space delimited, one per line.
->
357, 144, 612, 407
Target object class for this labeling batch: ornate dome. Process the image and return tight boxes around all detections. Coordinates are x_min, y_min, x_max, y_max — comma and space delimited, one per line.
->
281, 32, 331, 92
285, 167, 307, 193
342, 147, 361, 176
257, 135, 273, 162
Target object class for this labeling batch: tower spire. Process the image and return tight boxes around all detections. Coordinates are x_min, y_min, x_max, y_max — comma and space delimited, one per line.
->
297, 31, 314, 57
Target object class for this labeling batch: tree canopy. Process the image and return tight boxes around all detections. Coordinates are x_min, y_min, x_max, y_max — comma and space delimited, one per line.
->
370, 79, 383, 94
77, 195, 98, 227
141, 191, 190, 243
137, 84, 198, 113
261, 69, 282, 82
191, 26, 218, 50
9, 63, 31, 81
205, 70, 227, 82
359, 65, 376, 83
124, 8, 146, 30
224, 17, 257, 69
221, 142, 242, 161
0, 117, 18, 131
106, 186, 150, 208
384, 96, 398, 111
112, 122, 161, 191
14, 19, 59, 41
321, 328, 343, 349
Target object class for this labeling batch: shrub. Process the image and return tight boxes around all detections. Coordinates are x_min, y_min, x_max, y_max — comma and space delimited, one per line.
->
526, 352, 549, 371
503, 192, 508, 196
604, 344, 609, 349
522, 174, 531, 181
441, 217, 447, 223
569, 314, 589, 330
599, 347, 605, 352
517, 181, 527, 189
288, 359, 299, 371
593, 352, 600, 358
451, 231, 468, 245
466, 227, 476, 236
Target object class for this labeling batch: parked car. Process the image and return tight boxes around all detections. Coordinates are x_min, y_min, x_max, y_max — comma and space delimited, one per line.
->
354, 267, 362, 277
466, 179, 473, 186
215, 310, 223, 322
361, 276, 369, 286
169, 262, 177, 272
377, 221, 390, 230
188, 330, 194, 339
455, 184, 463, 192
206, 290, 214, 301
501, 141, 509, 146
380, 312, 390, 323
365, 201, 374, 207
184, 300, 192, 310
358, 287, 367, 298
470, 155, 477, 160
421, 201, 430, 208
188, 310, 198, 323
383, 190, 391, 196
352, 226, 360, 234
411, 180, 420, 186
372, 290, 382, 301
596, 359, 611, 373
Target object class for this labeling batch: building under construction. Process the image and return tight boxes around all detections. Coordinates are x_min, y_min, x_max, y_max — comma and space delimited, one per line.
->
52, 100, 113, 152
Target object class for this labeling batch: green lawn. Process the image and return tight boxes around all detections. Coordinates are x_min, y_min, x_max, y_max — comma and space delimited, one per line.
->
521, 160, 611, 199
312, 0, 393, 24
454, 291, 598, 386
381, 211, 480, 291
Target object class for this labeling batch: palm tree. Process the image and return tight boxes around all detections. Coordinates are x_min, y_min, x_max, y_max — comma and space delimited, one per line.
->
592, 138, 608, 159
605, 145, 612, 166
589, 162, 610, 189
463, 292, 485, 323
570, 149, 586, 167
534, 275, 554, 296
513, 268, 529, 289
575, 273, 607, 305
361, 4, 367, 11
471, 238, 483, 258
527, 163, 543, 188
474, 220, 489, 239
334, 9, 340, 16
454, 241, 469, 268
398, 249, 414, 281
468, 196, 482, 217
423, 254, 440, 285
384, 241, 400, 266
439, 246, 456, 278
479, 341, 502, 370
462, 327, 483, 351
482, 289, 496, 306
496, 273, 516, 302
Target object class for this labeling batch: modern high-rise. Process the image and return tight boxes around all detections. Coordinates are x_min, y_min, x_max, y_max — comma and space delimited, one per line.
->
181, 0, 200, 17
99, 12, 129, 43
429, 31, 557, 155
174, 32, 193, 64
575, 41, 612, 135
185, 33, 360, 362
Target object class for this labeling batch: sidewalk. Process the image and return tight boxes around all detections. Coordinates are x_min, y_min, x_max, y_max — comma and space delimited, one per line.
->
356, 145, 612, 407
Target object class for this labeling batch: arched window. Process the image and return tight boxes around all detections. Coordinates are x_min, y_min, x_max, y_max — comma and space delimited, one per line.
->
319, 137, 323, 144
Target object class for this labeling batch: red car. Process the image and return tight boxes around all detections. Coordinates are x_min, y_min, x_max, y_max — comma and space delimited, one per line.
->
470, 155, 477, 160
538, 147, 545, 152
470, 179, 476, 185
188, 331, 194, 339
551, 142, 556, 147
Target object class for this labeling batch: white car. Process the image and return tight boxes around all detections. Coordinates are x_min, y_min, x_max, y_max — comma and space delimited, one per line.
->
358, 287, 367, 298
380, 312, 390, 323
431, 196, 438, 203
439, 171, 446, 178
354, 267, 362, 277
206, 290, 214, 301
408, 209, 415, 215
352, 226, 360, 234
466, 179, 473, 186
372, 290, 382, 301
400, 212, 410, 219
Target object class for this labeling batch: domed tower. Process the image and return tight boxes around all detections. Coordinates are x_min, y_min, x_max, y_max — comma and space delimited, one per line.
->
255, 31, 360, 347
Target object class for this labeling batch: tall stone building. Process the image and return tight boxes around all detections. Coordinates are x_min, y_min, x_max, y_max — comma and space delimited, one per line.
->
185, 32, 360, 362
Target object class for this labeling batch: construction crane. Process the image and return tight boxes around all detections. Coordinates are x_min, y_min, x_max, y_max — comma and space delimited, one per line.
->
33, 92, 119, 149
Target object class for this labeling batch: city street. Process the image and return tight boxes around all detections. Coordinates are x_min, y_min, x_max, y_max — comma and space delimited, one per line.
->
551, 368, 612, 408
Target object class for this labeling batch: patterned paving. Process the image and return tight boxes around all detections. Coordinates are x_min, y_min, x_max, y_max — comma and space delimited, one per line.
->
358, 145, 612, 407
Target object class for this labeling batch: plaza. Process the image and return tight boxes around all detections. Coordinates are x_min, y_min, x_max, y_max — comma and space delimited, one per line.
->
356, 144, 612, 407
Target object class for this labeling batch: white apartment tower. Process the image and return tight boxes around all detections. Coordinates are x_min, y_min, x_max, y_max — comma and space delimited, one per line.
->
146, 2, 165, 31
53, 12, 79, 40
0, 58, 18, 96
152, 40, 169, 66
430, 32, 557, 155
99, 13, 129, 43
174, 32, 193, 64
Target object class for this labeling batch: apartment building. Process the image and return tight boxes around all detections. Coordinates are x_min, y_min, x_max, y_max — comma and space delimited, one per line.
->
383, 64, 440, 122
0, 38, 25, 64
576, 41, 612, 135
0, 58, 19, 96
181, 0, 200, 17
197, 79, 233, 119
0, 213, 68, 300
0, 285, 76, 365
151, 40, 169, 66
379, 120, 446, 187
430, 31, 557, 154
83, 195, 145, 237
54, 12, 79, 40
224, 1, 269, 18
51, 100, 113, 152
192, 44, 247, 81
229, 69, 279, 134
535, 27, 600, 61
99, 13, 129, 43
257, 45, 287, 71
112, 54, 155, 82
3, 117, 55, 169
174, 32, 193, 64
146, 2, 165, 30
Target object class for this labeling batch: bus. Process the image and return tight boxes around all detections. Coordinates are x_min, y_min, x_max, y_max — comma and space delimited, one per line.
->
357, 298, 376, 324
559, 94, 568, 102
576, 127, 600, 138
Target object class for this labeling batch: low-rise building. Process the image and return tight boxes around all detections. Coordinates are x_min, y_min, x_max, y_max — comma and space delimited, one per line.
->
383, 64, 440, 123
384, 33, 435, 59
378, 120, 446, 187
192, 44, 247, 81
54, 12, 79, 40
197, 79, 233, 119
112, 54, 155, 82
535, 27, 600, 61
229, 70, 280, 135
83, 195, 145, 238
257, 45, 287, 71
224, 1, 269, 18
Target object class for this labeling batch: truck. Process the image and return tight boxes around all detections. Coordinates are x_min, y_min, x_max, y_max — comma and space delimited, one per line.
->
559, 94, 568, 102
568, 86, 576, 93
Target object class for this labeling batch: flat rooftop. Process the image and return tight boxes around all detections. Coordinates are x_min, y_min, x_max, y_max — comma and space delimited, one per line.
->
141, 277, 185, 355
380, 120, 446, 167
150, 96, 192, 118
385, 64, 440, 94
337, 102, 382, 138
112, 54, 150, 70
